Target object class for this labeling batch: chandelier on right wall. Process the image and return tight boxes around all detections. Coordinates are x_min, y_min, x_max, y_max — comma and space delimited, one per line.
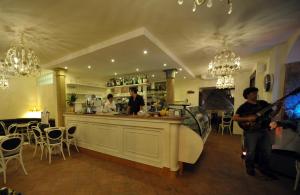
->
208, 48, 240, 89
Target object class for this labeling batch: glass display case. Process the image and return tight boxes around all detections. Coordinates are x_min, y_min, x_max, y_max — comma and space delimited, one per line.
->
169, 105, 211, 142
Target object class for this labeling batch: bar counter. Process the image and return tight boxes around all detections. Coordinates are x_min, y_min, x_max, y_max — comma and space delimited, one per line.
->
64, 113, 204, 175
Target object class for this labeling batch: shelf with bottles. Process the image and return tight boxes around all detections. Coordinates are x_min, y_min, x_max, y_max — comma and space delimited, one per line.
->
147, 91, 167, 95
67, 83, 106, 89
106, 73, 149, 88
106, 83, 148, 89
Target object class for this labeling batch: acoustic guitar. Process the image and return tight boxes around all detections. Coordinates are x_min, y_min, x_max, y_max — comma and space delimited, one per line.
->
238, 86, 300, 131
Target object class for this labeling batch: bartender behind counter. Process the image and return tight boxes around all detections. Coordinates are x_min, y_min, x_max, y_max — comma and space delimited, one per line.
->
104, 94, 116, 112
127, 87, 145, 115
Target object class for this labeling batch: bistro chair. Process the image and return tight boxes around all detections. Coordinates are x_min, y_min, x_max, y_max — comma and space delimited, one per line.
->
26, 121, 38, 144
7, 124, 17, 134
218, 112, 233, 135
0, 134, 28, 184
0, 121, 7, 135
32, 127, 47, 160
45, 128, 65, 164
63, 126, 79, 156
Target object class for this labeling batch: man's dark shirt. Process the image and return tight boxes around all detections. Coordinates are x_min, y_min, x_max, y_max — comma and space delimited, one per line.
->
128, 95, 145, 114
236, 100, 272, 131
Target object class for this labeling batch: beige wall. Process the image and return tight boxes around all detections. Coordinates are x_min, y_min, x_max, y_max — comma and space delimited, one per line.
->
36, 77, 57, 120
174, 78, 216, 106
0, 71, 58, 121
0, 77, 38, 119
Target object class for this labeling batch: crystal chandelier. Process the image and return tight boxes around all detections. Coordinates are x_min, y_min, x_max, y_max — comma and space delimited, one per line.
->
4, 33, 40, 77
208, 48, 240, 77
216, 75, 234, 89
0, 33, 40, 89
177, 0, 233, 14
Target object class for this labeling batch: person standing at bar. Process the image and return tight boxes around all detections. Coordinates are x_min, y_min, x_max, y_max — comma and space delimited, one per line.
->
127, 87, 145, 115
104, 94, 116, 112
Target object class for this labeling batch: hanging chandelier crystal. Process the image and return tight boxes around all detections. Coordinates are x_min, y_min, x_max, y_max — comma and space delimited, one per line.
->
177, 0, 233, 14
0, 75, 9, 90
216, 75, 234, 89
4, 33, 40, 77
208, 48, 240, 77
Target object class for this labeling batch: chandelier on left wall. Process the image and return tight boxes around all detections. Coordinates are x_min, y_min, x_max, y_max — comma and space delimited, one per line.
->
0, 33, 40, 89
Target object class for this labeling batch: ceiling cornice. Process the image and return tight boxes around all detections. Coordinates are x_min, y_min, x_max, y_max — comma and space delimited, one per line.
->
43, 27, 195, 77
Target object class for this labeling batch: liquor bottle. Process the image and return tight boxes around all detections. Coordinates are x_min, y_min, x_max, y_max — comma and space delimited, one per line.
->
137, 74, 142, 84
143, 74, 148, 83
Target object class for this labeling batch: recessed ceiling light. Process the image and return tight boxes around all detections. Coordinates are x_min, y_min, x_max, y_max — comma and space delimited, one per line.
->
88, 65, 91, 69
119, 77, 122, 80
143, 50, 148, 55
179, 68, 183, 71
175, 71, 178, 74
111, 59, 115, 63
151, 74, 155, 78
136, 68, 139, 72
163, 63, 167, 67
114, 72, 118, 76
64, 66, 68, 70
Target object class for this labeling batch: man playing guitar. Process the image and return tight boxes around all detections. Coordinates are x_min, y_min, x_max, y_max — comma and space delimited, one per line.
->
233, 87, 282, 177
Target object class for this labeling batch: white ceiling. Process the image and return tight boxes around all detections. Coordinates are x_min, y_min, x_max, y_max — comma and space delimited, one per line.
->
0, 0, 299, 80
54, 31, 190, 81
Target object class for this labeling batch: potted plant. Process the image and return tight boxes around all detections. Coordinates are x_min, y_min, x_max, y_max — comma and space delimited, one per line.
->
66, 93, 77, 112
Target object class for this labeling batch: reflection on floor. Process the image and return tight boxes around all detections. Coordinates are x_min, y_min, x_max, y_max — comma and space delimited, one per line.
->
1, 134, 299, 195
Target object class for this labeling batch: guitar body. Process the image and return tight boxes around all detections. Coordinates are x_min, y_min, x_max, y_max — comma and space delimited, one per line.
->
238, 114, 270, 131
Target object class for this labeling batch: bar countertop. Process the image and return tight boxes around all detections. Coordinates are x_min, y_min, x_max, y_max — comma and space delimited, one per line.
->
64, 112, 184, 122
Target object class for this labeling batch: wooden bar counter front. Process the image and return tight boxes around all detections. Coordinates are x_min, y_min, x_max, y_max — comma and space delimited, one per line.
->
64, 113, 203, 176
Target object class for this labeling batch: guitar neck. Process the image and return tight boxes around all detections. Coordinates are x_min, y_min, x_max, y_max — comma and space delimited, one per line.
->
257, 91, 294, 116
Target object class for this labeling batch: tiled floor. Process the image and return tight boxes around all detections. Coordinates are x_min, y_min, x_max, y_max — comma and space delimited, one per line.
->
1, 133, 299, 195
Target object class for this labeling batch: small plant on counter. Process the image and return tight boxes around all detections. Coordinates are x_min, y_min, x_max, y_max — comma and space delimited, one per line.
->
66, 93, 78, 106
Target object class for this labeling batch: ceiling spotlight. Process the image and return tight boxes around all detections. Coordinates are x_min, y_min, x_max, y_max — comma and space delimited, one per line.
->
143, 50, 148, 55
64, 66, 68, 70
151, 74, 155, 78
88, 65, 91, 69
136, 68, 139, 72
111, 59, 115, 63
114, 72, 118, 76
163, 63, 167, 67
179, 68, 183, 71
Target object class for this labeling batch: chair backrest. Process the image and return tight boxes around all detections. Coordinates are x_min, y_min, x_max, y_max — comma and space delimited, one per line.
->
0, 121, 7, 135
222, 115, 232, 125
28, 121, 38, 130
67, 126, 77, 136
7, 124, 17, 134
0, 134, 22, 157
45, 128, 63, 145
37, 123, 50, 133
32, 127, 45, 142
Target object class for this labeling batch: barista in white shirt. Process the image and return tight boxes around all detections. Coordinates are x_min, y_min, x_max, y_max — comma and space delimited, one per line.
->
104, 94, 116, 112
